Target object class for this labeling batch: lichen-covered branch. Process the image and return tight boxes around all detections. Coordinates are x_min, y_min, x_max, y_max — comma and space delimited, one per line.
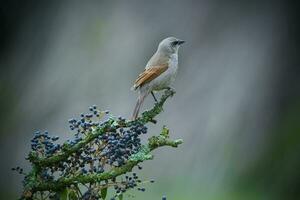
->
134, 88, 175, 124
28, 128, 182, 193
18, 88, 181, 200
27, 124, 110, 168
28, 89, 175, 168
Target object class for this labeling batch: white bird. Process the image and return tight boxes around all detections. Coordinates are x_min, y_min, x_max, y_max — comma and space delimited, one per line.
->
131, 37, 185, 119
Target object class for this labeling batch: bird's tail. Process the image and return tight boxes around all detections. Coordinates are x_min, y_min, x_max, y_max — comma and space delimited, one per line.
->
132, 92, 147, 120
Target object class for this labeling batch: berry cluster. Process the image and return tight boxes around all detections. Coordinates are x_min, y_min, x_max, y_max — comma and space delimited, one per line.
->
30, 131, 61, 157
100, 121, 147, 167
20, 105, 157, 199
67, 105, 109, 136
11, 166, 24, 175
70, 171, 155, 200
109, 172, 155, 200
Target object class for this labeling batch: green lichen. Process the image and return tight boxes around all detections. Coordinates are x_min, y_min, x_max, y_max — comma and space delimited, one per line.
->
161, 125, 170, 138
129, 145, 152, 162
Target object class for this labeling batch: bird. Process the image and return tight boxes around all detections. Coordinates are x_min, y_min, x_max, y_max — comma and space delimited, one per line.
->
131, 37, 185, 120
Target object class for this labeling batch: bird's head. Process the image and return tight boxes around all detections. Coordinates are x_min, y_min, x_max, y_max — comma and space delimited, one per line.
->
157, 37, 185, 55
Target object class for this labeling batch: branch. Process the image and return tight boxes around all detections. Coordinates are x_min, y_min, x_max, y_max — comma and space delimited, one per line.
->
28, 89, 175, 168
28, 127, 182, 193
134, 88, 176, 124
21, 89, 181, 199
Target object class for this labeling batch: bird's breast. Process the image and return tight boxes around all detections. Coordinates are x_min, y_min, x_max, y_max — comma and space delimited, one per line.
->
168, 54, 178, 72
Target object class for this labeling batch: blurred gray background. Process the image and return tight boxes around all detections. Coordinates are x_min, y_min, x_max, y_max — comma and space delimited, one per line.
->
0, 0, 299, 199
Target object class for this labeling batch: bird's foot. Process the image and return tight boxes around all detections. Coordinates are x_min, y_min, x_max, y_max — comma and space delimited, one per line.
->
166, 86, 175, 91
165, 87, 176, 96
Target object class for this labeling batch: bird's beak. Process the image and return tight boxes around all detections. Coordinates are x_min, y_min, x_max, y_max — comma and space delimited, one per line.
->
177, 40, 185, 45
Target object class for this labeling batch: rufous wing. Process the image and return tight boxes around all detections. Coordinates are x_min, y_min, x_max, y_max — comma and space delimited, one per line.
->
133, 64, 168, 90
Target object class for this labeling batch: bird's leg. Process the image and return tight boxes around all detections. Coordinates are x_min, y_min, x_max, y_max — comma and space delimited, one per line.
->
151, 91, 158, 103
150, 91, 160, 120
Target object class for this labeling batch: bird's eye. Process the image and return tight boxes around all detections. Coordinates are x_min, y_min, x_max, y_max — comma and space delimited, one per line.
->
172, 41, 179, 46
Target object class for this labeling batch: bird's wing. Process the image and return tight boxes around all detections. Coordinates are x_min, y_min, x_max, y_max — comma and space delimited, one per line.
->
133, 64, 168, 90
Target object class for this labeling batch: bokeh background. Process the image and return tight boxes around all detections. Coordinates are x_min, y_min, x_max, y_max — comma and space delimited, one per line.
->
1, 0, 299, 199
